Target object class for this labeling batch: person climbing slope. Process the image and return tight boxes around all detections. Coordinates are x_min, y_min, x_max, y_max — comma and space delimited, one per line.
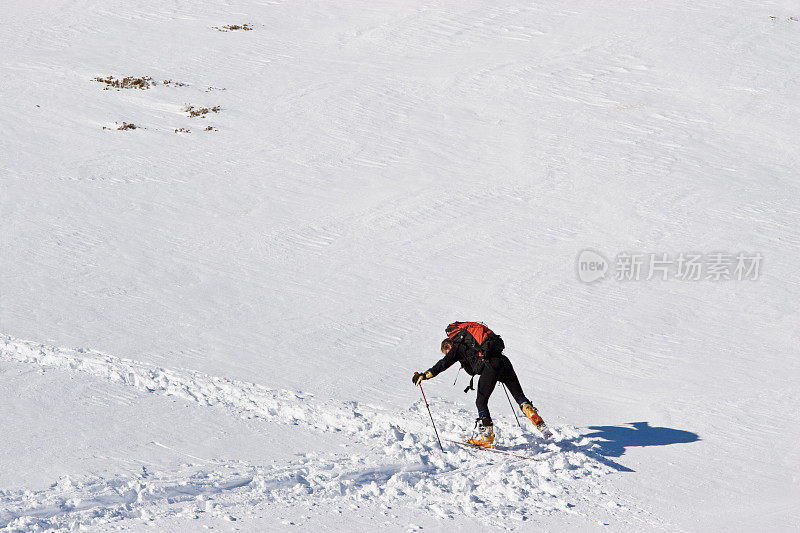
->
412, 321, 551, 447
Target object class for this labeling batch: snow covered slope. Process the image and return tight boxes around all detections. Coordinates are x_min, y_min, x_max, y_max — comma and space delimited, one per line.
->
0, 337, 650, 531
1, 0, 799, 531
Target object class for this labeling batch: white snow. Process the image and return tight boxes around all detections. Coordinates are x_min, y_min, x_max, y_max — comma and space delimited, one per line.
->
0, 337, 639, 531
1, 0, 799, 531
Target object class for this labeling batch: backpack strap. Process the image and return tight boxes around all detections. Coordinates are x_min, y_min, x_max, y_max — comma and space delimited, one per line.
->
464, 375, 475, 394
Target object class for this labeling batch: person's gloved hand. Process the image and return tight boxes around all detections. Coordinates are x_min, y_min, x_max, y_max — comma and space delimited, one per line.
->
412, 371, 433, 386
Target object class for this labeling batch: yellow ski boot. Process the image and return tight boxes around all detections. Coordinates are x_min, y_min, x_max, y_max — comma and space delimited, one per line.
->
521, 402, 553, 439
464, 417, 495, 448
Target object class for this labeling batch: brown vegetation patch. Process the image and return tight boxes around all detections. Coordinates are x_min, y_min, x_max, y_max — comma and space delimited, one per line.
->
93, 76, 155, 90
102, 122, 137, 130
93, 76, 189, 90
212, 24, 253, 32
184, 105, 220, 118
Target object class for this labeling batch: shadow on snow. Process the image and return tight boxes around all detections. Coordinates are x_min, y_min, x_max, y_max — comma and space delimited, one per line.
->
541, 421, 700, 473
585, 421, 700, 459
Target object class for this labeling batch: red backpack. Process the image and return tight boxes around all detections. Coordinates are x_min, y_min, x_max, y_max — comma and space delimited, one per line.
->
445, 321, 504, 359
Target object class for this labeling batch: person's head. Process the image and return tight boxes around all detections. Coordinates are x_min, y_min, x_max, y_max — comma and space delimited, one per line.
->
440, 339, 453, 354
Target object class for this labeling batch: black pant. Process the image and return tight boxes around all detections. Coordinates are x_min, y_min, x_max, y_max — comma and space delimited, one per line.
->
476, 355, 527, 419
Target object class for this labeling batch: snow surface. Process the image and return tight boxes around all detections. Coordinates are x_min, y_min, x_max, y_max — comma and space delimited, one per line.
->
1, 0, 799, 531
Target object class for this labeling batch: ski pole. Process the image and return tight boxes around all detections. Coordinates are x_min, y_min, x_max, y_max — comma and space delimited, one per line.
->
418, 383, 445, 453
502, 383, 523, 430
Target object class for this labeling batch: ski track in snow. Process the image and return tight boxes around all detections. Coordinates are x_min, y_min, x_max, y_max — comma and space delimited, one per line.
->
0, 336, 662, 531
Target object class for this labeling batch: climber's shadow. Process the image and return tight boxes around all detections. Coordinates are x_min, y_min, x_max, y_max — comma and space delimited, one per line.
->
585, 421, 700, 458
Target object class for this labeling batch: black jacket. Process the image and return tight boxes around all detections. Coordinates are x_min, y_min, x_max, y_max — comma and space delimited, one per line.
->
428, 342, 484, 376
